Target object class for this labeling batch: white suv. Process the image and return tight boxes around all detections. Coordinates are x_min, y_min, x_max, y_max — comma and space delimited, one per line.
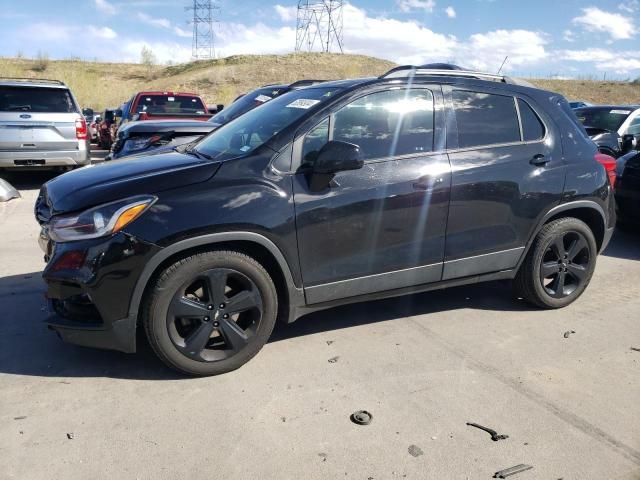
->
0, 78, 90, 170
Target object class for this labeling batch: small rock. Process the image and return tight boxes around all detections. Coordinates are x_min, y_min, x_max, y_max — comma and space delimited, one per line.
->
13, 416, 27, 420
281, 416, 286, 423
66, 433, 74, 440
631, 347, 640, 352
326, 340, 334, 345
563, 330, 576, 338
431, 436, 437, 440
408, 445, 424, 457
328, 356, 340, 363
318, 453, 327, 462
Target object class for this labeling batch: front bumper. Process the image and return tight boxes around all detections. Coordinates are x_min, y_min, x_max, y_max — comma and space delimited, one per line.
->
41, 231, 161, 353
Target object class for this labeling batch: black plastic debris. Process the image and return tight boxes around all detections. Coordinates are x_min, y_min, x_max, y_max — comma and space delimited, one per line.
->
493, 464, 533, 478
466, 422, 509, 441
66, 433, 74, 440
563, 330, 576, 338
328, 356, 340, 363
13, 416, 26, 420
631, 347, 640, 352
350, 410, 373, 425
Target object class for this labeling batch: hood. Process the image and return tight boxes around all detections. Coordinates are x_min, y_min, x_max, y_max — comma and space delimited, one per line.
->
43, 150, 221, 215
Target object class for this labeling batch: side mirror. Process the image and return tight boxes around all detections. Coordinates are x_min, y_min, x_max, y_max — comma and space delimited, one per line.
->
621, 134, 636, 153
217, 103, 224, 112
313, 141, 363, 174
115, 109, 123, 117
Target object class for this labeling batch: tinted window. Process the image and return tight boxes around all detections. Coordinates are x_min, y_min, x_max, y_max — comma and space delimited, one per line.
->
301, 118, 329, 167
210, 86, 289, 126
574, 107, 631, 132
453, 90, 520, 148
134, 95, 206, 114
332, 88, 434, 160
518, 99, 545, 141
0, 86, 76, 113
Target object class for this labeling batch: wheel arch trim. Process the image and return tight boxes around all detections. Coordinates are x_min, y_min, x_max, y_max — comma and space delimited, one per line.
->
127, 232, 300, 321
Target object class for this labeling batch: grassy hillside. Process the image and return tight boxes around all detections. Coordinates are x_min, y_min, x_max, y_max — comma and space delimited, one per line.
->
1, 53, 639, 111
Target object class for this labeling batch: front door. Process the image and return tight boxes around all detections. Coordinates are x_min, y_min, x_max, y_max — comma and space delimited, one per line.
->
292, 86, 451, 304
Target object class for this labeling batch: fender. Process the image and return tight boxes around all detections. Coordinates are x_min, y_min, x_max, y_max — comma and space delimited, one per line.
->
127, 231, 304, 321
515, 199, 607, 271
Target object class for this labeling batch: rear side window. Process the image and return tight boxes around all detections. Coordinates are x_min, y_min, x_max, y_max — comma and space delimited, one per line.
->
452, 90, 520, 148
518, 99, 545, 141
0, 86, 76, 113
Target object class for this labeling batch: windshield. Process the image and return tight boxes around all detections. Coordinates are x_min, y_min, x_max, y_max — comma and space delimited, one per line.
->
134, 94, 206, 115
195, 86, 341, 161
574, 107, 631, 132
209, 86, 289, 126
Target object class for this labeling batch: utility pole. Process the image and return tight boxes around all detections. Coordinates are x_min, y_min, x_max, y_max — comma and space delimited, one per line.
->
186, 0, 219, 59
295, 1, 344, 53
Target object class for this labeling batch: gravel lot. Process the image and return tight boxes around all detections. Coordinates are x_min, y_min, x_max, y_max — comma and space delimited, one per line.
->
1, 154, 639, 479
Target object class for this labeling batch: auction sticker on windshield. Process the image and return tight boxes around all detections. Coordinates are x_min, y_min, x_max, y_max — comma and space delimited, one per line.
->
255, 94, 272, 103
286, 99, 321, 109
610, 110, 631, 115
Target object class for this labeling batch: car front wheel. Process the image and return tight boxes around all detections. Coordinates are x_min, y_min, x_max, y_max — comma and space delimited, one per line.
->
515, 217, 597, 309
143, 250, 278, 376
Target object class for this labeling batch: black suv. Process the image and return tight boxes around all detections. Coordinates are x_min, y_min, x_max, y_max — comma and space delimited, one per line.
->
35, 66, 615, 376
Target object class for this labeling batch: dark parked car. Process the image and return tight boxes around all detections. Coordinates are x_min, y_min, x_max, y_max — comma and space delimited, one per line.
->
108, 81, 327, 160
35, 66, 615, 376
569, 101, 592, 109
614, 149, 640, 224
574, 105, 640, 157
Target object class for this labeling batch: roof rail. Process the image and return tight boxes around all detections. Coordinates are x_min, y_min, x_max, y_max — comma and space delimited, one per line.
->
0, 77, 66, 86
379, 65, 516, 84
288, 79, 330, 88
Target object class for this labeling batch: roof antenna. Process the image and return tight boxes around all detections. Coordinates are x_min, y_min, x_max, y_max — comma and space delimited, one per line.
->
497, 56, 508, 75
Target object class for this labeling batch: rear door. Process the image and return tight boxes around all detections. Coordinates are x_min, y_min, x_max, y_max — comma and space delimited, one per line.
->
292, 85, 451, 304
0, 85, 80, 152
443, 87, 565, 279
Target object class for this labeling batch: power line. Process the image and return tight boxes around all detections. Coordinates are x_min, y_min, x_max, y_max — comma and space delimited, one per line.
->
295, 1, 344, 53
186, 0, 219, 59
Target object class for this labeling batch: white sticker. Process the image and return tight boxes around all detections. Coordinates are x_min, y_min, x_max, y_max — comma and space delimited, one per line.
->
286, 98, 320, 109
255, 94, 272, 103
610, 109, 630, 115
167, 97, 175, 102
240, 145, 251, 152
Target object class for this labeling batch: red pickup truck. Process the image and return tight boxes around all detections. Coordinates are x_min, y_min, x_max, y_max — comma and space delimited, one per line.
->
122, 91, 212, 124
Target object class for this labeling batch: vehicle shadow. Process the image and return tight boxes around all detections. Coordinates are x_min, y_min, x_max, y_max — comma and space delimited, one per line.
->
0, 269, 531, 381
602, 227, 640, 261
0, 171, 61, 191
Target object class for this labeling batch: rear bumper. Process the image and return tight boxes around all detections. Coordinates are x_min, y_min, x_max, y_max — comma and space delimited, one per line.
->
0, 144, 90, 168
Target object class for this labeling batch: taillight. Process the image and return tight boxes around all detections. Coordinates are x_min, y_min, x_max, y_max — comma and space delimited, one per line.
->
75, 117, 88, 140
595, 152, 617, 188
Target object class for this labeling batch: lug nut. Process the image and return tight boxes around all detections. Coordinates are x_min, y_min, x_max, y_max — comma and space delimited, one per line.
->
223, 314, 229, 319
203, 317, 210, 322
213, 321, 220, 327
219, 303, 225, 309
207, 305, 213, 310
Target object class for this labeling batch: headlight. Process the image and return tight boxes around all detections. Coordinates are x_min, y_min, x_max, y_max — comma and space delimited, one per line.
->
49, 196, 156, 242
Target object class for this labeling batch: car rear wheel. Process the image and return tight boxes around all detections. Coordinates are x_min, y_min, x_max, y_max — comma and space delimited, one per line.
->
143, 250, 278, 376
514, 217, 597, 309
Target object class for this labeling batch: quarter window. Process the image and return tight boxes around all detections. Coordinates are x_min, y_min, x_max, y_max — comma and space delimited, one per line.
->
301, 118, 330, 168
518, 99, 545, 141
332, 89, 434, 161
452, 90, 520, 148
627, 115, 640, 136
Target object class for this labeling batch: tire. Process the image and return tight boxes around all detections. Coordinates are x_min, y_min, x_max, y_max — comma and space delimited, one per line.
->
514, 217, 597, 309
143, 250, 278, 376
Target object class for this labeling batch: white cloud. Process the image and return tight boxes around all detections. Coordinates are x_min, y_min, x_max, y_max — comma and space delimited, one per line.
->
462, 29, 548, 71
397, 0, 436, 12
94, 0, 116, 15
618, 0, 639, 13
215, 22, 295, 57
572, 7, 635, 41
174, 26, 191, 38
274, 5, 297, 22
599, 58, 640, 73
561, 48, 617, 63
445, 6, 456, 18
137, 12, 171, 29
560, 48, 640, 73
87, 26, 117, 40
119, 41, 192, 64
562, 29, 575, 42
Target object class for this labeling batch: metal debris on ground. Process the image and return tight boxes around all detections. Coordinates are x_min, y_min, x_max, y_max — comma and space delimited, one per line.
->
466, 422, 509, 441
350, 410, 373, 425
563, 330, 576, 338
328, 356, 340, 363
0, 178, 20, 202
407, 445, 424, 457
493, 464, 533, 478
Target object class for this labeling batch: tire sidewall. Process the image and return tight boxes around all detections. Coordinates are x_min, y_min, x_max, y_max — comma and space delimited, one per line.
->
147, 252, 277, 376
530, 220, 597, 308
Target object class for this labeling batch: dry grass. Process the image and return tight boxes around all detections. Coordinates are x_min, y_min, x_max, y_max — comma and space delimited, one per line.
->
1, 54, 639, 110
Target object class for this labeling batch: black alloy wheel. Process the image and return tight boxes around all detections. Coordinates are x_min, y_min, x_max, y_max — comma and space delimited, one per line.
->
539, 231, 591, 299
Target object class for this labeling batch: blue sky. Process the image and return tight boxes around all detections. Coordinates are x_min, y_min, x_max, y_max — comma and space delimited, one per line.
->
0, 0, 639, 78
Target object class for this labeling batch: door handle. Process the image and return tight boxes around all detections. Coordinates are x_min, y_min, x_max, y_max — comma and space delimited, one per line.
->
413, 176, 444, 190
530, 154, 550, 166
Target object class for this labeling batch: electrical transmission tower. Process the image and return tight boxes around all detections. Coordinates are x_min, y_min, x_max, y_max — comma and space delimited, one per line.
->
186, 0, 219, 59
295, 1, 344, 53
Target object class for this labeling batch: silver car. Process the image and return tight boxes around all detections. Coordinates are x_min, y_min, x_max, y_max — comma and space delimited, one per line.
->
0, 78, 90, 169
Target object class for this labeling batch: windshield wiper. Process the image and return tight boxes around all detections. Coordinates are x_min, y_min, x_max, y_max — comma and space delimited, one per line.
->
183, 144, 215, 161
